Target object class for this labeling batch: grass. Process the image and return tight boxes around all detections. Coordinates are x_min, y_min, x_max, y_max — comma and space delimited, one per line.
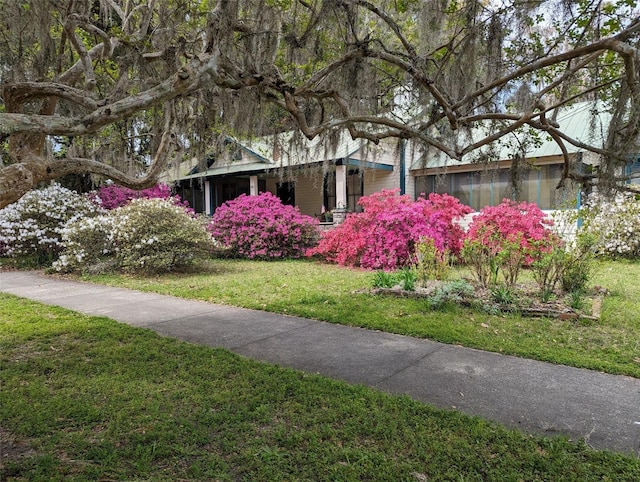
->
80, 258, 640, 378
2, 295, 639, 481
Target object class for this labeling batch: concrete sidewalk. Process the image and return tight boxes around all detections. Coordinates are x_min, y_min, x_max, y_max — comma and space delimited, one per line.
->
1, 270, 639, 456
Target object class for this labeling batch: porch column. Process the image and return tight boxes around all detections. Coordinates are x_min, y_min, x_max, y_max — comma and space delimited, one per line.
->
335, 165, 347, 208
334, 164, 347, 223
204, 180, 212, 216
249, 175, 259, 196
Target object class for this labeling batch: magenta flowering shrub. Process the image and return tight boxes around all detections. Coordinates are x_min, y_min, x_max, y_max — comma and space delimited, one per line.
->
91, 183, 190, 211
421, 193, 474, 254
465, 199, 559, 264
307, 190, 472, 270
208, 192, 320, 259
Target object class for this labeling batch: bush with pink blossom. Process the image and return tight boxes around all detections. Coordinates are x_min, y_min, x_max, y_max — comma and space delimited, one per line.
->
307, 190, 472, 270
208, 192, 320, 259
462, 199, 561, 287
91, 183, 190, 211
465, 199, 558, 260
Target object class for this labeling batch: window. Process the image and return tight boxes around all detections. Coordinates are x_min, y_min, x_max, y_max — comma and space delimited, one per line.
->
346, 170, 364, 211
418, 163, 576, 210
323, 169, 363, 211
276, 182, 295, 206
212, 177, 250, 211
629, 158, 640, 185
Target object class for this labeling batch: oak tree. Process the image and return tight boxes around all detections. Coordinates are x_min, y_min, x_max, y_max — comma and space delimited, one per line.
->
1, 0, 638, 208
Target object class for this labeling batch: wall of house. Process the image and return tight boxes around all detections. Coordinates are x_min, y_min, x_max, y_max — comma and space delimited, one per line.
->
413, 163, 579, 211
456, 210, 578, 242
352, 140, 397, 165
363, 169, 398, 196
265, 176, 324, 218
264, 178, 277, 195
357, 139, 417, 199
293, 175, 324, 218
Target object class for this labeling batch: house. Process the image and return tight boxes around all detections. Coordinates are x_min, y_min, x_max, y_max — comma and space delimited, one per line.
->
410, 102, 621, 212
172, 102, 638, 218
174, 131, 413, 221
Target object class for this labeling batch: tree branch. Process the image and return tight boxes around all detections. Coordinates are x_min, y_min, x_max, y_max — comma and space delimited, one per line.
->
3, 82, 99, 110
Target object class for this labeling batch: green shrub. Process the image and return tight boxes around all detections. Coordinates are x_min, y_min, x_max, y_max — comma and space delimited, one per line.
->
414, 236, 450, 282
53, 214, 116, 273
460, 237, 499, 288
111, 198, 213, 273
530, 243, 565, 301
55, 198, 213, 274
560, 234, 596, 294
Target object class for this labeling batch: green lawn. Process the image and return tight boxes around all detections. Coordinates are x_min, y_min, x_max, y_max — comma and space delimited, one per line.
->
2, 295, 639, 481
81, 258, 640, 378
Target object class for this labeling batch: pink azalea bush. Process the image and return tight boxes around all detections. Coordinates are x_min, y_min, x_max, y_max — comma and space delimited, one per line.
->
91, 183, 190, 211
421, 192, 474, 254
307, 190, 472, 270
465, 199, 560, 264
208, 192, 320, 259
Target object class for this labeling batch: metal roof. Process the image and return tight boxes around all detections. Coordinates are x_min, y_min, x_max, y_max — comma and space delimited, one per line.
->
411, 102, 612, 170
178, 130, 395, 181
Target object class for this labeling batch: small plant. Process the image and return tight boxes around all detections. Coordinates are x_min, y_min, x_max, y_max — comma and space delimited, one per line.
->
414, 236, 450, 282
496, 235, 526, 289
461, 237, 499, 288
426, 279, 475, 310
398, 267, 417, 291
491, 285, 515, 305
560, 234, 596, 294
372, 270, 396, 289
529, 237, 566, 301
541, 287, 556, 303
568, 290, 586, 311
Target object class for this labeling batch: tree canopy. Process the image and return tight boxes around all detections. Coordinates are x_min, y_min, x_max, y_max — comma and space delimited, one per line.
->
1, 0, 639, 207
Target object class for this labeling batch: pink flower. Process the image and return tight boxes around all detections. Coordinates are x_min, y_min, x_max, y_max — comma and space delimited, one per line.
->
208, 192, 319, 259
308, 189, 472, 270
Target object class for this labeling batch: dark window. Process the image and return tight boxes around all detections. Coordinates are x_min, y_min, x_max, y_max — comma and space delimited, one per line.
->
276, 182, 295, 206
177, 181, 204, 213
417, 164, 576, 210
323, 170, 363, 211
212, 177, 250, 211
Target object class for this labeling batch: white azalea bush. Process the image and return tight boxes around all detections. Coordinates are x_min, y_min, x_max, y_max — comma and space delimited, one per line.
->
578, 191, 640, 258
55, 198, 214, 274
53, 214, 117, 273
0, 183, 103, 265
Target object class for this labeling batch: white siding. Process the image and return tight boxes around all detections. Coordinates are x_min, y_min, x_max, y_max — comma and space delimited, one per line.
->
265, 178, 278, 195
294, 175, 324, 217
456, 210, 578, 243
265, 176, 323, 217
363, 169, 399, 195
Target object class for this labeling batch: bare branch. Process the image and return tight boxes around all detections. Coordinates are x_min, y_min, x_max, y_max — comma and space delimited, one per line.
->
65, 14, 97, 90
3, 82, 99, 110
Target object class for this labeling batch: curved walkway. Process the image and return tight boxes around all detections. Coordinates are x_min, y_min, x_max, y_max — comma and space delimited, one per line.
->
1, 270, 639, 456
